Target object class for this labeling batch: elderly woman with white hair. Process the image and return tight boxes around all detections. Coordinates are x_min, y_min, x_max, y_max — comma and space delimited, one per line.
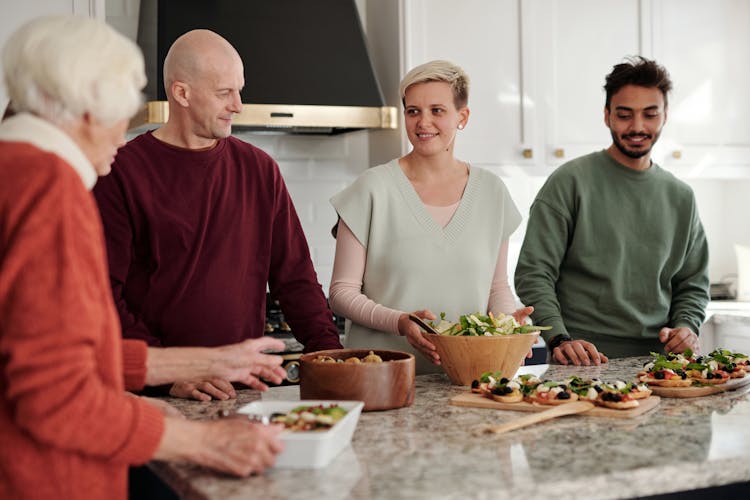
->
0, 16, 288, 500
329, 60, 534, 374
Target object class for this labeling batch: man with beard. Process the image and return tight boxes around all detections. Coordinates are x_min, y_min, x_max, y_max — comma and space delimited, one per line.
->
514, 57, 709, 365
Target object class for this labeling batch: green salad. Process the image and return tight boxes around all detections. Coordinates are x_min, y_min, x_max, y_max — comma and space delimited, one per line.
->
270, 404, 348, 431
429, 312, 551, 336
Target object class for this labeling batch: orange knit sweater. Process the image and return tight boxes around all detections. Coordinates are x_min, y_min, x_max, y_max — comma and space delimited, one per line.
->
0, 140, 165, 500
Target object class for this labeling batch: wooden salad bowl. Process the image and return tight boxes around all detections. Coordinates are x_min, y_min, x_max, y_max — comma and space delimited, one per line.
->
299, 349, 415, 411
424, 332, 539, 386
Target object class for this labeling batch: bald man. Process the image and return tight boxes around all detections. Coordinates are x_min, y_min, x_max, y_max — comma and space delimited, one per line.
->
93, 30, 342, 401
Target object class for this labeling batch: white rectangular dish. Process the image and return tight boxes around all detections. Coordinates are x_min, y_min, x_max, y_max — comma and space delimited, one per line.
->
236, 400, 364, 469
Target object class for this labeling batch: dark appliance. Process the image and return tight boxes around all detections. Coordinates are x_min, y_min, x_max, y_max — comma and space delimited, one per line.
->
131, 0, 397, 133
264, 293, 345, 385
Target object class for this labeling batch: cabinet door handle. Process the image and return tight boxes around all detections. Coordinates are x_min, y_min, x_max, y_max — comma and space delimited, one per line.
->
522, 148, 533, 159
554, 148, 565, 158
672, 150, 682, 159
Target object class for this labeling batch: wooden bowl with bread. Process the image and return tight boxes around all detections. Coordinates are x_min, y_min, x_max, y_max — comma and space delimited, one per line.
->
299, 349, 415, 411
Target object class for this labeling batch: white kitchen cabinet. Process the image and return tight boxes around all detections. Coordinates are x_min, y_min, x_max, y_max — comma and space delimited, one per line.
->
402, 0, 527, 167
534, 0, 642, 166
650, 0, 750, 176
402, 0, 642, 170
104, 0, 140, 42
400, 0, 750, 174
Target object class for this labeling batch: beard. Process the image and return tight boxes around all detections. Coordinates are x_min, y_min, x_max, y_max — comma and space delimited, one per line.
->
610, 130, 661, 159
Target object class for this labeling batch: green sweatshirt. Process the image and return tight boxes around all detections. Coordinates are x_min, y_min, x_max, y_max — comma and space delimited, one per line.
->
514, 150, 709, 358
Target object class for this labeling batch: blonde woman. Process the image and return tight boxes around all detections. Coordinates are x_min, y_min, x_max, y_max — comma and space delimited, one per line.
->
329, 60, 532, 374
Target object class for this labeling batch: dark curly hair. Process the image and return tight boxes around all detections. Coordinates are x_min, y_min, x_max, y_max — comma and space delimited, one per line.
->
604, 56, 672, 110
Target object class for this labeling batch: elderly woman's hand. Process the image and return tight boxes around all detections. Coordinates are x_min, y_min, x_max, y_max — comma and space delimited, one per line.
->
145, 337, 288, 391
157, 417, 284, 477
398, 310, 440, 364
213, 337, 288, 389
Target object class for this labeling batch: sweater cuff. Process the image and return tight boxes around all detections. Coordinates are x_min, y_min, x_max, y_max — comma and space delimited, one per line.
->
112, 396, 165, 465
389, 310, 403, 335
672, 319, 699, 335
541, 318, 568, 344
122, 339, 149, 391
302, 333, 344, 353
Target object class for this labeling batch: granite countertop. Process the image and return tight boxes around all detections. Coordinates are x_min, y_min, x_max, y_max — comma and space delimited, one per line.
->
150, 357, 750, 499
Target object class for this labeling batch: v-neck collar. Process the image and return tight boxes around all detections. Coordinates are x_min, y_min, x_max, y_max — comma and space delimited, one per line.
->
388, 159, 475, 243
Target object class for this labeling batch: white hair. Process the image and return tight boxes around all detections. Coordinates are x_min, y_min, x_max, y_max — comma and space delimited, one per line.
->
2, 15, 146, 126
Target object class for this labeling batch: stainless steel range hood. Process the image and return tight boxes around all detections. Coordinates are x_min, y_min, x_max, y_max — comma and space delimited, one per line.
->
130, 101, 397, 134
131, 0, 397, 134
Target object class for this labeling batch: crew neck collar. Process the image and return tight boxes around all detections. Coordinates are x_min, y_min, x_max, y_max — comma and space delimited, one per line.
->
0, 112, 97, 189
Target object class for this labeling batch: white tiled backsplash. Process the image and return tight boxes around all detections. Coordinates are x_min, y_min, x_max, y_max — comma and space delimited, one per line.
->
233, 131, 371, 294
230, 131, 748, 296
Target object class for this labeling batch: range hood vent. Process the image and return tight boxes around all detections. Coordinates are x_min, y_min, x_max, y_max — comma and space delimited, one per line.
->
131, 0, 397, 134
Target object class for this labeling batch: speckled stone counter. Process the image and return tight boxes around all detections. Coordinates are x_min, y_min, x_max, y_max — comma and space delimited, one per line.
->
149, 357, 750, 499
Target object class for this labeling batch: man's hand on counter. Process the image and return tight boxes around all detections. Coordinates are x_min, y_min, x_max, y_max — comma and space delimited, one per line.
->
553, 339, 609, 366
659, 326, 700, 355
169, 379, 236, 401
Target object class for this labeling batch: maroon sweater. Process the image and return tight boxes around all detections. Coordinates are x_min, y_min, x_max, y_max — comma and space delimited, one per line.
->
93, 132, 341, 352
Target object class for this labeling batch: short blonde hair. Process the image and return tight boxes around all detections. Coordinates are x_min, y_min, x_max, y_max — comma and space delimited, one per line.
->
2, 15, 146, 126
399, 60, 470, 109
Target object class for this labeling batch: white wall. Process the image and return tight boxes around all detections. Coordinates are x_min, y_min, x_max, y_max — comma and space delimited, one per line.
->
0, 0, 105, 111
0, 1, 67, 110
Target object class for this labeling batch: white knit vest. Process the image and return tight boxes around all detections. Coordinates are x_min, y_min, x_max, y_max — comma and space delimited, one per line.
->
331, 160, 521, 374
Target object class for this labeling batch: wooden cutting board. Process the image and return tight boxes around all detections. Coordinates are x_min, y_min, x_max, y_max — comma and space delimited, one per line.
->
450, 392, 660, 418
647, 374, 750, 398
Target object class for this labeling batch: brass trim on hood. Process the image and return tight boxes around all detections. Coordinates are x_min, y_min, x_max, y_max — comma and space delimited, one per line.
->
129, 101, 398, 134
